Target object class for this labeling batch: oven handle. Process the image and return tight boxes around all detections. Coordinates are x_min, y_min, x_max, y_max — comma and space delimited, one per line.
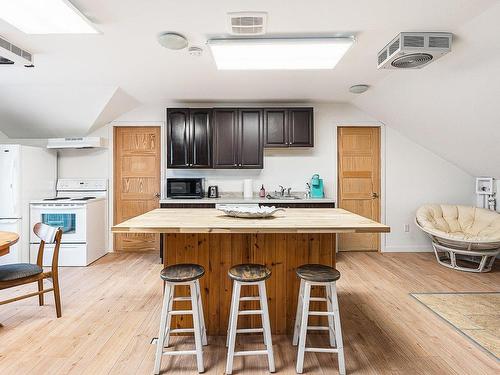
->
30, 204, 86, 209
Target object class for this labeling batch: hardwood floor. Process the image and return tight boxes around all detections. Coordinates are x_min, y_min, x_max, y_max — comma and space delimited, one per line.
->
0, 251, 498, 374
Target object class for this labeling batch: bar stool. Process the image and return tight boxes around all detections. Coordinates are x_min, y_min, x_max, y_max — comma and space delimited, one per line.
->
226, 263, 275, 375
292, 264, 345, 375
154, 263, 207, 374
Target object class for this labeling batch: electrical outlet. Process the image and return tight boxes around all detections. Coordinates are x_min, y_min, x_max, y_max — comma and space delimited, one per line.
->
404, 224, 410, 232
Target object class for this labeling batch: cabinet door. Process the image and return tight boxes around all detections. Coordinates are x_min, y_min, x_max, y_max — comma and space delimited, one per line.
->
239, 109, 263, 168
264, 109, 288, 147
166, 108, 190, 167
289, 108, 314, 147
213, 109, 238, 168
190, 109, 212, 168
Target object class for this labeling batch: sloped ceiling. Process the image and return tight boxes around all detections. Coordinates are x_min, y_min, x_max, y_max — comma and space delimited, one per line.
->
0, 0, 498, 178
354, 2, 500, 178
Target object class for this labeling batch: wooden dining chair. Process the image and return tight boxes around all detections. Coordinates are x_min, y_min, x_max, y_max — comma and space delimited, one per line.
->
0, 223, 63, 318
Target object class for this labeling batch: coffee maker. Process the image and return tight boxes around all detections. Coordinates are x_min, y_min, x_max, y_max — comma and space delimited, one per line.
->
310, 174, 324, 198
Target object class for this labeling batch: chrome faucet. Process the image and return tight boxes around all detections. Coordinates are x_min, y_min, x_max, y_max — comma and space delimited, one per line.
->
279, 185, 285, 196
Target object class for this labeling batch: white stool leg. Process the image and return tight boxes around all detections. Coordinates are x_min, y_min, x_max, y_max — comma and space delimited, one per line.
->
258, 281, 275, 373
190, 282, 205, 373
154, 283, 172, 374
164, 284, 175, 348
292, 279, 305, 346
226, 281, 241, 375
331, 282, 346, 375
195, 280, 208, 346
325, 283, 337, 347
226, 282, 238, 348
296, 281, 311, 374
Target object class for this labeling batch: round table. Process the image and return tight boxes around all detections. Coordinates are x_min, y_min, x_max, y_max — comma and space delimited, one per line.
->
0, 231, 19, 257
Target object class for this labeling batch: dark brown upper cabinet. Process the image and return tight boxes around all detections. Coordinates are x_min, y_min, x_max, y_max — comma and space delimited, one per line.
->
213, 108, 263, 169
167, 108, 212, 168
264, 107, 313, 147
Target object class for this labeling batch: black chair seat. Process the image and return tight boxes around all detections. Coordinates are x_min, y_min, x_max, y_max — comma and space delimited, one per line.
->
0, 263, 43, 282
160, 263, 205, 282
228, 264, 271, 282
296, 264, 340, 282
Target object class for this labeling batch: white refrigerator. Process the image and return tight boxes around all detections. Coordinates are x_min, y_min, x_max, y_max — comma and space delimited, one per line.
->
0, 144, 56, 265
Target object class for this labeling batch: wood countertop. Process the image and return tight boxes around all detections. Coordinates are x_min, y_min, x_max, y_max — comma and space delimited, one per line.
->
112, 208, 390, 234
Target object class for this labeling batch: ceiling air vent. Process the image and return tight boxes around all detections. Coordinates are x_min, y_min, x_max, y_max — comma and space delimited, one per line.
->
403, 35, 425, 48
227, 12, 267, 36
377, 32, 452, 69
0, 35, 33, 67
388, 38, 400, 56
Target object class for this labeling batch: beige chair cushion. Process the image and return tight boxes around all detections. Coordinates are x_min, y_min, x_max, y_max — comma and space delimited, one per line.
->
416, 204, 500, 242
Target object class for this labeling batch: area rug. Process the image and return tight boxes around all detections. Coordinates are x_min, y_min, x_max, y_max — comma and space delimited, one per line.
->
411, 292, 499, 360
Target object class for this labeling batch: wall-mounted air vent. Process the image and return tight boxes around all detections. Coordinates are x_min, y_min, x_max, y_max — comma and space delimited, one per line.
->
377, 32, 452, 69
227, 12, 267, 35
0, 35, 33, 67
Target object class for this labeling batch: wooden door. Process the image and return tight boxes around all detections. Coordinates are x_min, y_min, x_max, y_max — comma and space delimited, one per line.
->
337, 127, 381, 251
213, 109, 238, 168
289, 108, 314, 147
238, 108, 263, 168
190, 109, 212, 168
114, 126, 161, 252
264, 109, 288, 147
166, 109, 190, 168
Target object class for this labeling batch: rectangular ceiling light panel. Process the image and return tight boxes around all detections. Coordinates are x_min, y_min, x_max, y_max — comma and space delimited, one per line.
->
0, 0, 98, 34
208, 38, 354, 70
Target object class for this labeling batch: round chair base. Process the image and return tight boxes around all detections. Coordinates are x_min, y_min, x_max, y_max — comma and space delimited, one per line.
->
432, 242, 499, 273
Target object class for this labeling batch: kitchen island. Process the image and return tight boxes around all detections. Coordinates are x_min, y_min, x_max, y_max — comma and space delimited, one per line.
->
112, 208, 389, 335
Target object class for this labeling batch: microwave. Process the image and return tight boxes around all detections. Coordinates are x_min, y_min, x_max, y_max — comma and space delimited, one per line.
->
166, 178, 205, 199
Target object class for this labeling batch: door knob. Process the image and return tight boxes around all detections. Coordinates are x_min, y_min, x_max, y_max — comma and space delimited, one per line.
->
371, 192, 379, 199
154, 193, 161, 199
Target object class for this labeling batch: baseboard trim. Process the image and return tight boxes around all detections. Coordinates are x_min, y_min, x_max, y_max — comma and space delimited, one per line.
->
383, 245, 433, 253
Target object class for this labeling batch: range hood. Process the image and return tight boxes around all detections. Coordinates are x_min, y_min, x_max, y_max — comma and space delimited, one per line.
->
47, 137, 106, 149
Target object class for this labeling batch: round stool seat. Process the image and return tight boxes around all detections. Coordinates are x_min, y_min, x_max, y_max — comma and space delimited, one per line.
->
296, 264, 340, 282
160, 263, 205, 282
228, 263, 271, 282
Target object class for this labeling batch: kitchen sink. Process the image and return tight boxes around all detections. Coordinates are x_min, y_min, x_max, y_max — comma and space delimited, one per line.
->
266, 194, 302, 200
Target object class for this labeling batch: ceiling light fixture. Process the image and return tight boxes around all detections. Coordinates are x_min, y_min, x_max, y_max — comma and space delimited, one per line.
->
0, 0, 98, 34
349, 84, 370, 94
158, 32, 188, 50
208, 37, 354, 70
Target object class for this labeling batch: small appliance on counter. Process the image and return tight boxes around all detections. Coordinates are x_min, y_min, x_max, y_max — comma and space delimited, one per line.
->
208, 185, 219, 198
166, 178, 204, 199
310, 174, 324, 198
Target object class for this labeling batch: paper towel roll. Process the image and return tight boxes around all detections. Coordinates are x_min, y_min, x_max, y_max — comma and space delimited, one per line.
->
243, 179, 253, 198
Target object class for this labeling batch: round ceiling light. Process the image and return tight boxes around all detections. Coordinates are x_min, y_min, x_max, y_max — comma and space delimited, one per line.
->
349, 84, 370, 94
158, 32, 188, 50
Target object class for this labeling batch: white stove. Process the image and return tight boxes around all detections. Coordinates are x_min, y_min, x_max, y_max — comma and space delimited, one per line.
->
30, 179, 108, 266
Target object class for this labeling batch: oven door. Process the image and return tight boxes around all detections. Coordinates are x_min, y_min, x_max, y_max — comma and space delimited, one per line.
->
30, 203, 87, 244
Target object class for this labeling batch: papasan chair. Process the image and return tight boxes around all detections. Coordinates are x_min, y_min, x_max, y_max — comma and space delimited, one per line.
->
416, 204, 500, 272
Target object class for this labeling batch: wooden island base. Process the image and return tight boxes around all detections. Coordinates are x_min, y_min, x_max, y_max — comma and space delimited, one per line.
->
163, 232, 336, 336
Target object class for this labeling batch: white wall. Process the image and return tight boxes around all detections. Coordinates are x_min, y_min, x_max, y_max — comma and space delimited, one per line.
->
354, 1, 500, 179
57, 126, 109, 179
384, 127, 474, 252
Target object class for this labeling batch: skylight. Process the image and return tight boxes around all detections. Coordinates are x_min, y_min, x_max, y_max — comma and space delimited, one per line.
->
0, 0, 98, 34
208, 37, 354, 70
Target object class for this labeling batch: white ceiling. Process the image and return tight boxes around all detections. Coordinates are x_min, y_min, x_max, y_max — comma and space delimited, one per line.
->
354, 1, 500, 178
0, 0, 498, 176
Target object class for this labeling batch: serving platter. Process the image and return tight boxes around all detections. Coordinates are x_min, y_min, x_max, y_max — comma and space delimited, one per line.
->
217, 205, 285, 218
